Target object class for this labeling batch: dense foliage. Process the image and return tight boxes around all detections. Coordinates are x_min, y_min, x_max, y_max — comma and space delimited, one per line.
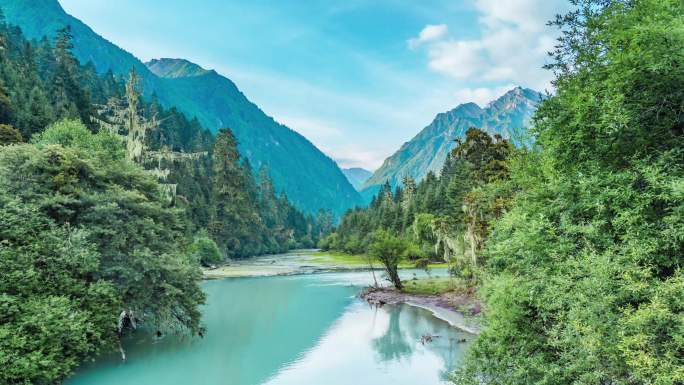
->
327, 1, 684, 383
455, 0, 684, 383
0, 13, 332, 384
0, 120, 205, 384
0, 12, 327, 257
322, 127, 515, 280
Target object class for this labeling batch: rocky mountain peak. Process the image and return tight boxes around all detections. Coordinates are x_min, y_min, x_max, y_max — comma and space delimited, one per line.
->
359, 87, 543, 197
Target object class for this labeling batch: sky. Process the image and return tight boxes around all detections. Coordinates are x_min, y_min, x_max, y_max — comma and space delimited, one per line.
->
59, 0, 568, 171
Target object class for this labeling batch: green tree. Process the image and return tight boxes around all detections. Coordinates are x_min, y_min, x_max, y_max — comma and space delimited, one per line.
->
0, 196, 119, 385
368, 229, 406, 290
209, 128, 262, 257
50, 26, 92, 125
0, 124, 22, 145
1, 120, 206, 383
189, 233, 223, 266
456, 1, 684, 383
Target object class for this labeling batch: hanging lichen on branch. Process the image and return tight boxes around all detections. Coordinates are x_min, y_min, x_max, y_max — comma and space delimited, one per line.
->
91, 67, 206, 203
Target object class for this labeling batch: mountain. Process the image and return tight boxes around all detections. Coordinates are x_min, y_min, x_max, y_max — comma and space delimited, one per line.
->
1, 0, 363, 216
341, 168, 373, 191
146, 58, 211, 78
361, 87, 542, 199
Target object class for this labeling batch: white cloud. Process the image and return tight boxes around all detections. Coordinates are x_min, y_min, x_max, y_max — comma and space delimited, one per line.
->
475, 0, 563, 32
414, 0, 569, 91
407, 24, 449, 49
427, 40, 485, 79
330, 146, 391, 171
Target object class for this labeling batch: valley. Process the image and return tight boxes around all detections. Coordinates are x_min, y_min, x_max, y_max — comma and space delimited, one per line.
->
0, 1, 682, 385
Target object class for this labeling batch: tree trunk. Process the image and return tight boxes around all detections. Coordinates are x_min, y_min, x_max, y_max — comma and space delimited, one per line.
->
367, 255, 379, 287
388, 266, 403, 290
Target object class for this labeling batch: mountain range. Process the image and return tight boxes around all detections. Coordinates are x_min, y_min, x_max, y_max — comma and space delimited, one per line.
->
341, 168, 373, 191
1, 0, 363, 216
360, 87, 543, 200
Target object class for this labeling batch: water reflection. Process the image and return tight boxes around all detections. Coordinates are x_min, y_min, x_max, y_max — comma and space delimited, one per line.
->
66, 272, 471, 385
372, 306, 412, 362
370, 304, 467, 381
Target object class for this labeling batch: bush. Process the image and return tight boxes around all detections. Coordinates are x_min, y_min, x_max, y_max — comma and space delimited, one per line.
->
0, 124, 22, 145
0, 119, 206, 384
189, 235, 223, 266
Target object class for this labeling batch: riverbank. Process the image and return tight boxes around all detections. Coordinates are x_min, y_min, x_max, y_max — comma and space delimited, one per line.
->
202, 250, 448, 279
202, 250, 481, 335
360, 286, 482, 335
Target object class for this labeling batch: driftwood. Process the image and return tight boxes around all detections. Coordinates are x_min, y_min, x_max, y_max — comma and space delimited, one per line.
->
420, 334, 441, 345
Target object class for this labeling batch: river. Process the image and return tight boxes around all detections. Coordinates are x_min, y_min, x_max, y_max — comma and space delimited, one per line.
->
65, 270, 472, 385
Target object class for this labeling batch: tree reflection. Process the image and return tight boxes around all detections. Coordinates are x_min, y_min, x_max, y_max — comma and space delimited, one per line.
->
372, 307, 412, 362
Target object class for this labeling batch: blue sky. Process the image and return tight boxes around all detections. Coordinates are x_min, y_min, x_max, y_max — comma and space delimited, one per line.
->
59, 0, 567, 170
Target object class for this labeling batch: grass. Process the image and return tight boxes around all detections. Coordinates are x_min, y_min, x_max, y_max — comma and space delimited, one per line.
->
307, 251, 370, 266
402, 276, 466, 295
310, 251, 448, 269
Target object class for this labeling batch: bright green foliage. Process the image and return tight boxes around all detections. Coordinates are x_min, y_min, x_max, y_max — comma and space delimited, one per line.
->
33, 118, 124, 159
0, 13, 332, 385
455, 1, 684, 383
0, 197, 119, 385
0, 120, 206, 384
189, 234, 223, 266
323, 127, 515, 279
368, 230, 407, 289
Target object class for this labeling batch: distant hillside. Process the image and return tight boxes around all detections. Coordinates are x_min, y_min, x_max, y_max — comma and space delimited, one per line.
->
1, 0, 363, 216
146, 58, 211, 78
361, 87, 542, 199
341, 168, 373, 191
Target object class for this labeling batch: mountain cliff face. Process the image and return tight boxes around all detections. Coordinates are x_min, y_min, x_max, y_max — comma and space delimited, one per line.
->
341, 168, 373, 191
361, 87, 542, 198
1, 0, 363, 216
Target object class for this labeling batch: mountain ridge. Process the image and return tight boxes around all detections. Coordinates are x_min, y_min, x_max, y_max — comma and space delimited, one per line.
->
341, 168, 373, 191
360, 87, 542, 197
146, 58, 212, 78
1, 0, 363, 216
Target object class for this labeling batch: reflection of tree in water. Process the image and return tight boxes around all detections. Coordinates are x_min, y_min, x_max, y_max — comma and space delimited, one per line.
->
372, 307, 412, 362
393, 305, 462, 379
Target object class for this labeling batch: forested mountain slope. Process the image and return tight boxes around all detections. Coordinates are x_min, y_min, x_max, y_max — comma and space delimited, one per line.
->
361, 87, 541, 199
145, 58, 363, 215
0, 0, 363, 216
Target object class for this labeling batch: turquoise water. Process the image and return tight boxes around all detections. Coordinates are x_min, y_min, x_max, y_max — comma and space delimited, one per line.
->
66, 271, 472, 385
